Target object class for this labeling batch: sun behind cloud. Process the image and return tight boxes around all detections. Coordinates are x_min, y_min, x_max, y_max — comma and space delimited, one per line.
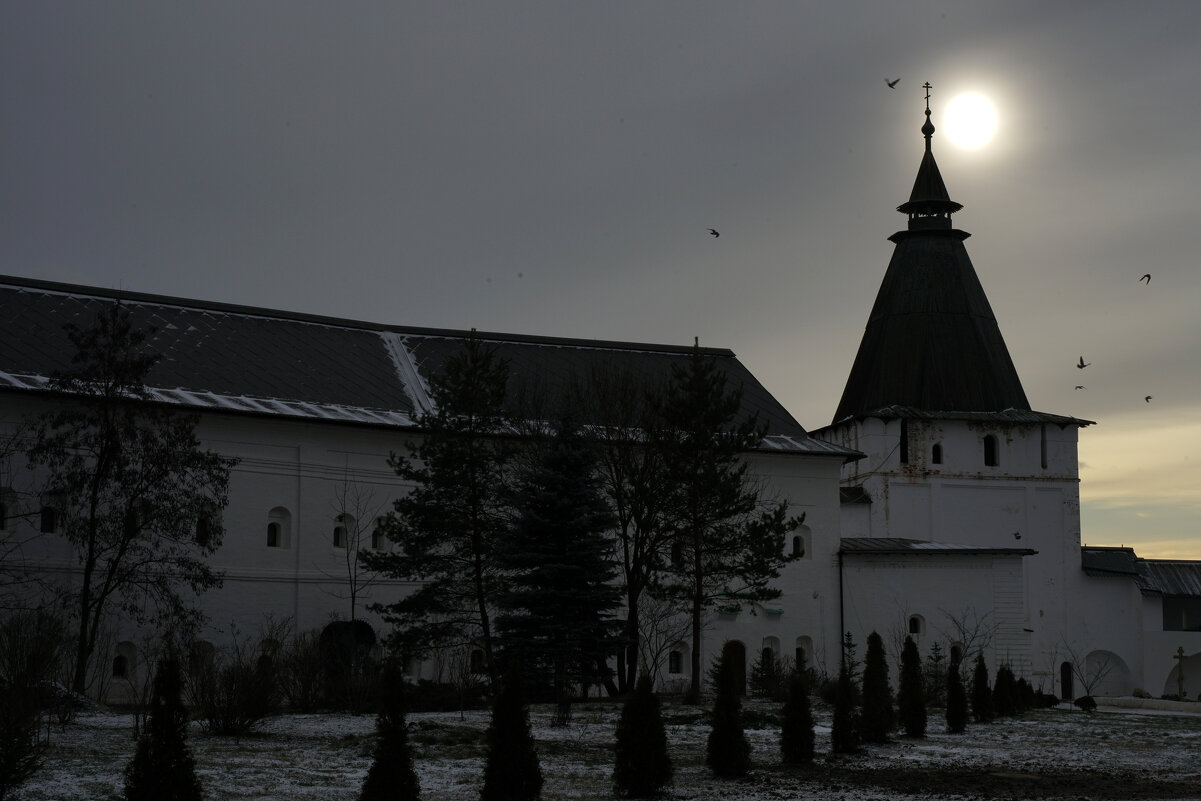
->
943, 92, 998, 148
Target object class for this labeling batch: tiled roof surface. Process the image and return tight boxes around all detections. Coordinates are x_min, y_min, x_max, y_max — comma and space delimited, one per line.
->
0, 276, 859, 458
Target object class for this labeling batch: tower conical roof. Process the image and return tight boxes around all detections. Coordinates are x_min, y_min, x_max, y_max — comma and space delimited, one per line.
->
832, 93, 1030, 423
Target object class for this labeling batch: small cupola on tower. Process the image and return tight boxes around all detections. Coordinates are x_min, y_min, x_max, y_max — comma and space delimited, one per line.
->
897, 85, 963, 231
832, 83, 1031, 422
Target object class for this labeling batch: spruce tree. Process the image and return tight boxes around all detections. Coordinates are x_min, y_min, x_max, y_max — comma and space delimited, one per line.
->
945, 657, 968, 734
992, 664, 1017, 718
656, 344, 802, 702
480, 660, 542, 801
359, 662, 419, 801
706, 643, 750, 777
495, 421, 622, 718
363, 334, 511, 688
613, 673, 672, 797
859, 631, 894, 743
780, 668, 815, 764
123, 653, 203, 801
897, 635, 927, 738
970, 652, 994, 723
830, 658, 859, 754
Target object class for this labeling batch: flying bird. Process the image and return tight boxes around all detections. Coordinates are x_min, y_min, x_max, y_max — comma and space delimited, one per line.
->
1145, 395, 1153, 403
708, 228, 720, 238
1140, 273, 1151, 284
886, 78, 900, 88
1075, 385, 1086, 390
1012, 531, 1022, 540
1077, 356, 1090, 369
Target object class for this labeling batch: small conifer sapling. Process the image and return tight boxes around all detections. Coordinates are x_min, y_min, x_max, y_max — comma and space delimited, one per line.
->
970, 652, 995, 723
359, 661, 419, 801
613, 673, 672, 797
945, 657, 968, 734
123, 653, 203, 801
480, 660, 543, 801
706, 644, 750, 778
859, 631, 894, 743
780, 667, 815, 764
897, 635, 927, 738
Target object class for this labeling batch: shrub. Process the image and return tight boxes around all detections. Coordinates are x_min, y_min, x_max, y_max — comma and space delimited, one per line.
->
859, 631, 894, 743
187, 629, 279, 739
897, 635, 926, 738
613, 673, 672, 797
0, 610, 64, 801
706, 643, 750, 777
320, 620, 378, 713
970, 652, 994, 723
945, 658, 968, 734
780, 669, 815, 764
123, 653, 203, 801
358, 662, 419, 801
279, 629, 325, 712
923, 642, 947, 707
480, 660, 542, 801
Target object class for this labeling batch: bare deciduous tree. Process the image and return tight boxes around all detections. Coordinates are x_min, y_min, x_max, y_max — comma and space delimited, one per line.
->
319, 473, 389, 621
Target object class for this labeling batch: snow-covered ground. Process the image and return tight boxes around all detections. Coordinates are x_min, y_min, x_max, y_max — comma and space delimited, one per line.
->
15, 697, 1201, 800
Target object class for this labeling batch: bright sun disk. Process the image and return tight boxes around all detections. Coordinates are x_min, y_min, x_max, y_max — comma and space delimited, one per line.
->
943, 92, 997, 149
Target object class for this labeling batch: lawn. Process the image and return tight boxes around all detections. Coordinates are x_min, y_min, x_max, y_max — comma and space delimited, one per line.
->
15, 697, 1201, 800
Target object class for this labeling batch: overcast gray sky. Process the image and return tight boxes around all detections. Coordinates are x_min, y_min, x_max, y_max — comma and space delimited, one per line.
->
3, 2, 1199, 557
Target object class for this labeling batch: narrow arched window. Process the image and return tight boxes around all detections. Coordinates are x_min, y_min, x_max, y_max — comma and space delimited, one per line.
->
791, 535, 803, 557
267, 507, 291, 548
1040, 424, 1048, 469
932, 443, 943, 464
983, 435, 998, 467
668, 650, 683, 675
333, 513, 352, 549
112, 655, 128, 679
40, 506, 57, 533
908, 614, 924, 635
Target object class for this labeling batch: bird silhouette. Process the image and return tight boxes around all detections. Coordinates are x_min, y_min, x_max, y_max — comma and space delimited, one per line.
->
1145, 395, 1153, 403
1077, 356, 1090, 369
886, 78, 900, 88
1012, 531, 1022, 540
1075, 385, 1086, 390
1140, 273, 1151, 284
708, 228, 719, 238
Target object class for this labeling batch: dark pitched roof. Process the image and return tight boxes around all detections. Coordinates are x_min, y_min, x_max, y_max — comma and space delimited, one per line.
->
832, 111, 1036, 423
1137, 560, 1201, 598
1081, 546, 1141, 577
1081, 547, 1201, 597
840, 537, 1036, 557
0, 275, 858, 458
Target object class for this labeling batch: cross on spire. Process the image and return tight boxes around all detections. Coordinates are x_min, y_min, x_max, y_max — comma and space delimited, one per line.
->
921, 81, 935, 151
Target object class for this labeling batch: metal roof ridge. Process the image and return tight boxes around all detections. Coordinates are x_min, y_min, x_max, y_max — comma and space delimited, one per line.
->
0, 274, 733, 357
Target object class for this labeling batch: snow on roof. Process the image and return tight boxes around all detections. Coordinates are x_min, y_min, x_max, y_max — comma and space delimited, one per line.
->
840, 537, 1037, 556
